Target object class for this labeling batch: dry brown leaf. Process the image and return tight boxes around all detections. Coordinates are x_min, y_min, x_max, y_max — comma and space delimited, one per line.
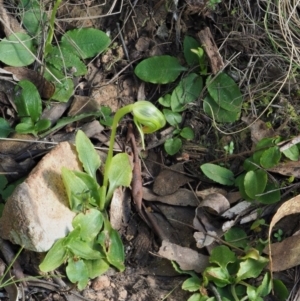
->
153, 164, 193, 196
143, 187, 199, 206
4, 67, 55, 99
264, 194, 300, 271
158, 240, 209, 272
268, 161, 300, 178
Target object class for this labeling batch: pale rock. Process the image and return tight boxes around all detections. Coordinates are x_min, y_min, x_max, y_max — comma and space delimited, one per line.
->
0, 142, 82, 252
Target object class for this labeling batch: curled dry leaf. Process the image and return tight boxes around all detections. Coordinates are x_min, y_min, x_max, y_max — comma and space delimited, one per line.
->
268, 160, 300, 178
264, 194, 300, 271
158, 240, 209, 273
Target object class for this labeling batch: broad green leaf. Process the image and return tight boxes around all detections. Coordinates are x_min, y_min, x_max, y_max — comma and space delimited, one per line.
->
203, 266, 232, 287
44, 64, 74, 102
14, 80, 42, 123
61, 168, 92, 211
235, 174, 253, 201
134, 55, 187, 84
203, 94, 240, 123
206, 73, 242, 112
243, 157, 258, 172
273, 279, 289, 301
256, 182, 280, 204
15, 122, 36, 135
200, 163, 234, 185
282, 144, 299, 161
209, 246, 236, 269
61, 28, 110, 59
187, 293, 206, 301
180, 127, 194, 140
76, 130, 101, 179
256, 272, 272, 297
97, 218, 125, 271
0, 118, 12, 137
158, 94, 171, 107
171, 73, 203, 112
66, 258, 89, 290
18, 0, 47, 38
182, 276, 202, 292
244, 170, 267, 199
0, 33, 35, 66
85, 258, 110, 279
247, 284, 261, 301
183, 36, 201, 66
163, 109, 182, 126
164, 137, 182, 155
66, 239, 102, 260
35, 119, 51, 133
64, 226, 81, 246
106, 153, 132, 200
39, 238, 67, 272
260, 146, 281, 168
236, 257, 268, 282
224, 228, 248, 249
253, 138, 275, 164
46, 46, 87, 76
72, 209, 103, 242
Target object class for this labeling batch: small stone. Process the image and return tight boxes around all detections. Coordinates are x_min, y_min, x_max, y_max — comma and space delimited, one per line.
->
92, 275, 111, 291
119, 289, 128, 300
0, 142, 82, 252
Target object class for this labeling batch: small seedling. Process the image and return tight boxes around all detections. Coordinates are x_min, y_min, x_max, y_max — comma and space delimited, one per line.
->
273, 229, 283, 242
224, 141, 234, 155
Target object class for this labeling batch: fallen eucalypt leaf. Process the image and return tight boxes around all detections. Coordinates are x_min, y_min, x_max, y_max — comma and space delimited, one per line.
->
39, 101, 166, 290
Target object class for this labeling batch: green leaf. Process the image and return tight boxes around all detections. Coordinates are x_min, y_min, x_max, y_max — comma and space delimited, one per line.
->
75, 130, 101, 180
46, 46, 87, 76
236, 257, 268, 282
200, 163, 235, 185
180, 127, 194, 140
273, 279, 289, 301
224, 228, 248, 249
187, 293, 206, 301
260, 146, 281, 168
72, 209, 103, 242
163, 109, 182, 126
61, 168, 93, 211
66, 239, 102, 260
39, 238, 67, 272
183, 36, 201, 66
134, 55, 187, 84
0, 175, 8, 192
14, 80, 42, 123
244, 170, 267, 199
182, 276, 202, 292
15, 122, 36, 135
44, 64, 74, 102
243, 157, 258, 172
66, 258, 89, 290
203, 266, 232, 288
0, 118, 12, 138
0, 33, 35, 66
61, 28, 110, 59
206, 73, 242, 112
256, 182, 281, 204
282, 144, 299, 161
256, 272, 272, 297
106, 153, 132, 200
209, 246, 236, 269
34, 119, 51, 133
85, 258, 110, 279
171, 73, 203, 112
164, 137, 182, 155
203, 94, 240, 123
97, 218, 125, 271
158, 94, 171, 107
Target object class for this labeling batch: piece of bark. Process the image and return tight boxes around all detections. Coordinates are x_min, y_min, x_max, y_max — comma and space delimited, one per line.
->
197, 27, 224, 74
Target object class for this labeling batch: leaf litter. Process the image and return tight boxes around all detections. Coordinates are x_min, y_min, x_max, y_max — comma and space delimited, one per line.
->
0, 0, 300, 300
